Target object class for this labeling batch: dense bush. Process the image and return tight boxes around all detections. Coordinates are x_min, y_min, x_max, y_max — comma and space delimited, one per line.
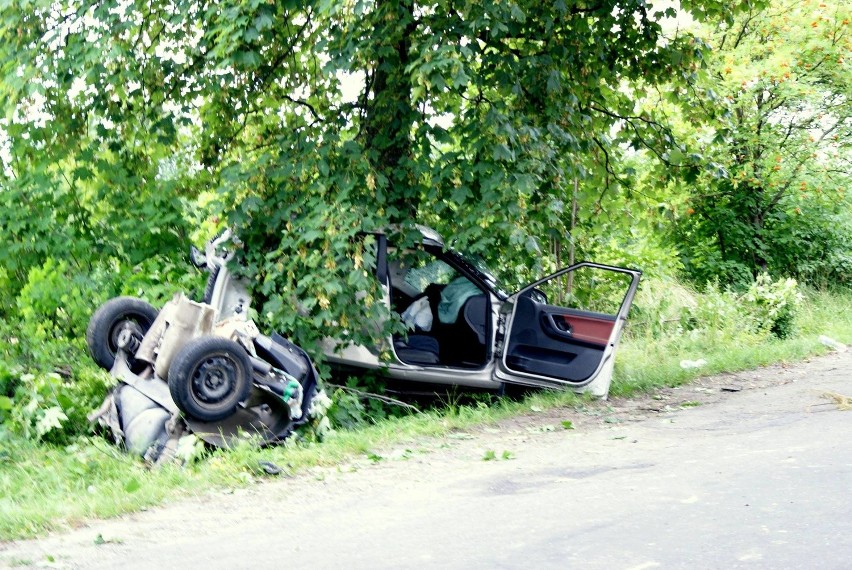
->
0, 253, 207, 443
627, 273, 803, 343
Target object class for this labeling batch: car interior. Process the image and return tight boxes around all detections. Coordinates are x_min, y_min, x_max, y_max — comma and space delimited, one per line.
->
387, 249, 489, 368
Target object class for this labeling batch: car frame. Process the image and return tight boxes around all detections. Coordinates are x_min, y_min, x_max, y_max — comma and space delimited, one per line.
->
321, 226, 641, 398
86, 230, 322, 459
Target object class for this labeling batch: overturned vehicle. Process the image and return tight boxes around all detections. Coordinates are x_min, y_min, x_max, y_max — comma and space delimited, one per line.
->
87, 231, 321, 462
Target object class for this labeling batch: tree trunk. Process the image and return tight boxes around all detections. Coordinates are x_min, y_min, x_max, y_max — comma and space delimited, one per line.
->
362, 0, 418, 224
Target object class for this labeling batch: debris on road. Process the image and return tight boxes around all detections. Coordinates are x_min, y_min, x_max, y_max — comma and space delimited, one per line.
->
821, 391, 852, 411
818, 335, 847, 352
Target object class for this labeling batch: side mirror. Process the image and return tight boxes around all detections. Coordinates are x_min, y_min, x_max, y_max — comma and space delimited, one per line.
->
524, 287, 548, 305
189, 245, 207, 268
532, 288, 548, 304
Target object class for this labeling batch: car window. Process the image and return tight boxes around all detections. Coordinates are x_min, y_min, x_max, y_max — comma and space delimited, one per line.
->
534, 265, 633, 315
406, 259, 457, 292
392, 248, 459, 295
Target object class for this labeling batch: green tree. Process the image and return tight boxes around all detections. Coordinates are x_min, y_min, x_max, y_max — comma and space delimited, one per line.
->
1, 0, 756, 351
671, 0, 852, 285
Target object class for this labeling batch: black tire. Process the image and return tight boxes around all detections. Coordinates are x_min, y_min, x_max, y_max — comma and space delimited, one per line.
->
168, 336, 252, 422
86, 297, 159, 371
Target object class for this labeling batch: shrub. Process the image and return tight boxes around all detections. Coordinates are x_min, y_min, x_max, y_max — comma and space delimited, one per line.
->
1, 364, 113, 444
741, 273, 803, 339
682, 281, 744, 334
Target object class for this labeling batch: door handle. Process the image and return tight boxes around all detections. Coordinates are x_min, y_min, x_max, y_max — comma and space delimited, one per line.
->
542, 313, 573, 338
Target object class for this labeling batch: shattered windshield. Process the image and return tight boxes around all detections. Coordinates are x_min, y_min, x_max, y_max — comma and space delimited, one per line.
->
448, 248, 507, 299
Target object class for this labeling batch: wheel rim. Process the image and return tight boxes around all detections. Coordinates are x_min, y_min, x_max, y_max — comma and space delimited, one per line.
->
190, 353, 243, 408
109, 318, 145, 355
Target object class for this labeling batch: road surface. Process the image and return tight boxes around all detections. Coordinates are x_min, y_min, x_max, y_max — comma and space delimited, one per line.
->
2, 352, 851, 569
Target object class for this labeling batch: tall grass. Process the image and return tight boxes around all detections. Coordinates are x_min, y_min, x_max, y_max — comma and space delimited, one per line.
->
613, 282, 852, 395
2, 285, 851, 541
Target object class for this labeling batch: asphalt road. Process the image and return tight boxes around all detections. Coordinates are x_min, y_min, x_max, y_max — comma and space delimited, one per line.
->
2, 352, 851, 569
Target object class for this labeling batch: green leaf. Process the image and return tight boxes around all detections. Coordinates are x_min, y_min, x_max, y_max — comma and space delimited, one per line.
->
35, 407, 68, 438
124, 478, 141, 493
561, 420, 574, 430
493, 143, 514, 162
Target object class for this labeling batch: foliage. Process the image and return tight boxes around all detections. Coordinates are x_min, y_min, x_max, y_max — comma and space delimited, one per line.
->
629, 272, 803, 343
325, 373, 415, 430
0, 0, 760, 355
669, 0, 852, 285
679, 280, 745, 338
326, 388, 370, 431
0, 364, 112, 445
741, 273, 803, 338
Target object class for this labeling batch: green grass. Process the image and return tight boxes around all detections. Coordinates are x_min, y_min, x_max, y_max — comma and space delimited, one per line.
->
612, 285, 852, 396
2, 287, 851, 541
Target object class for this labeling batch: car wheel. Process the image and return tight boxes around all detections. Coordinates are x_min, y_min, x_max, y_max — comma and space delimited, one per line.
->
168, 336, 252, 422
86, 297, 159, 371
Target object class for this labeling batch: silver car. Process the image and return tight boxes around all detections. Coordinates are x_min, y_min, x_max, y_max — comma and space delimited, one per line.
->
322, 226, 641, 398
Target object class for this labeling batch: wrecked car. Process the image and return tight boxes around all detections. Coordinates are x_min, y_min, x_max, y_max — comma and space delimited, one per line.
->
86, 230, 321, 461
86, 225, 639, 460
322, 226, 641, 398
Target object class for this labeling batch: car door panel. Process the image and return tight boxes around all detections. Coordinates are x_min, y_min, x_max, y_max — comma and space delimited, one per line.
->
496, 262, 641, 391
554, 312, 616, 346
506, 296, 610, 382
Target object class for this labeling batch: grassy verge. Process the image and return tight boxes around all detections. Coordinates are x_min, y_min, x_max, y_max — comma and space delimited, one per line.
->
2, 287, 851, 541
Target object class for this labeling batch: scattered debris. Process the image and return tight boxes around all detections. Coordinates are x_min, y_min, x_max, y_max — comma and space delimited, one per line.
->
822, 391, 852, 411
93, 534, 123, 546
818, 335, 847, 353
257, 461, 284, 476
482, 449, 514, 461
527, 424, 557, 433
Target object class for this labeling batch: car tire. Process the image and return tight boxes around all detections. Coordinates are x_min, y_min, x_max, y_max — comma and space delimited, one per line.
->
168, 336, 252, 422
86, 297, 159, 371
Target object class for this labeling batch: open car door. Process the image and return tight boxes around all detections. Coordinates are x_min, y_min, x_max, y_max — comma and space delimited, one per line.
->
494, 262, 641, 397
